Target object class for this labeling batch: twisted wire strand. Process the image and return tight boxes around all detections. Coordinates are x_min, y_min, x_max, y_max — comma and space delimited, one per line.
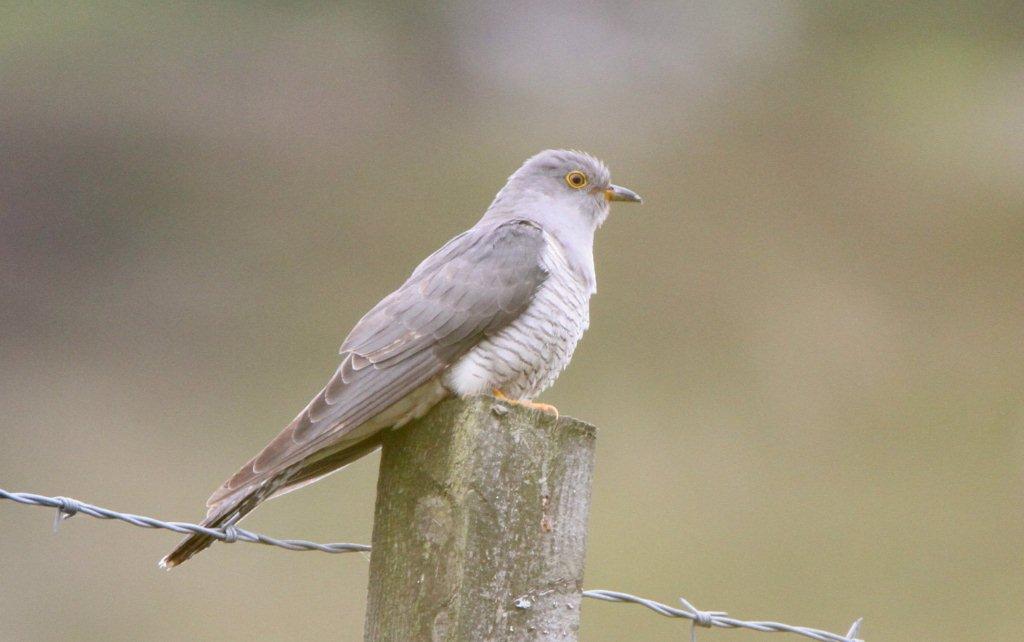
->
0, 488, 370, 554
2, 488, 863, 641
582, 590, 862, 642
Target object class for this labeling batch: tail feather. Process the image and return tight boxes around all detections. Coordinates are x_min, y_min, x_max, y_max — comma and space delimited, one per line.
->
159, 435, 383, 569
159, 482, 271, 570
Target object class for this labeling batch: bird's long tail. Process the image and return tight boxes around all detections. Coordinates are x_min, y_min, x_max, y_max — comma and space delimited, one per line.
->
159, 435, 383, 569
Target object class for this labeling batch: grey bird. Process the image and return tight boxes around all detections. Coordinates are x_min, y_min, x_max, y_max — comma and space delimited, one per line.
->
160, 149, 641, 568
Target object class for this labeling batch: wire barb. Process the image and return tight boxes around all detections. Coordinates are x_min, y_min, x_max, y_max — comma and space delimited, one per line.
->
679, 596, 726, 642
221, 525, 240, 544
2, 487, 863, 641
51, 496, 82, 533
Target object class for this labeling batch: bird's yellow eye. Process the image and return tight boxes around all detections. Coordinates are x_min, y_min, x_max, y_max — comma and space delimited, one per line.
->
565, 170, 588, 189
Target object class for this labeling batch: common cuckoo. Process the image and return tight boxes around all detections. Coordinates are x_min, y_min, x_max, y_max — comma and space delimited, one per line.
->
161, 149, 641, 568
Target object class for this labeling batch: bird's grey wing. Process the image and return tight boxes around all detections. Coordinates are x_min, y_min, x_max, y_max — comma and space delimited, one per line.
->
206, 219, 548, 509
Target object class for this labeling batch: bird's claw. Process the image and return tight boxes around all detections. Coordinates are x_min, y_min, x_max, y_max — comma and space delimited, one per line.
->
492, 389, 560, 420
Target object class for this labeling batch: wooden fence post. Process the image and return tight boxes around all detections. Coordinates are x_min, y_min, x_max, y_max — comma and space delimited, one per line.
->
364, 395, 597, 641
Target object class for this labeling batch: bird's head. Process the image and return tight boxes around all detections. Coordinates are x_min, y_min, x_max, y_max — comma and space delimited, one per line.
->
485, 149, 641, 231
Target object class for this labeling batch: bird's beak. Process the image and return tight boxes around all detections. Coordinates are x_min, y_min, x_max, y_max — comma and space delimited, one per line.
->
605, 183, 643, 204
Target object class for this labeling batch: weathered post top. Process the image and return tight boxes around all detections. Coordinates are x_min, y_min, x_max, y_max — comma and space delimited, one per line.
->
364, 395, 597, 642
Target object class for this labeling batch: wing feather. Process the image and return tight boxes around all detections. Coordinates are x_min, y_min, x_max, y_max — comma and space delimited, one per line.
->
205, 219, 548, 508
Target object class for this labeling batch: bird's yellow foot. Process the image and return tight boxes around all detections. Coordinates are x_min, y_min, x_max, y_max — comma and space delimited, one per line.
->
492, 389, 559, 419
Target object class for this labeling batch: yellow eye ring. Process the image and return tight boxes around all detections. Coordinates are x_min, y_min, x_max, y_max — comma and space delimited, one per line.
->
565, 170, 588, 189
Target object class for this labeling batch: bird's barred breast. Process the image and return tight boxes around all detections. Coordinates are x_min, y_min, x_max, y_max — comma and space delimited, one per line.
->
443, 233, 591, 400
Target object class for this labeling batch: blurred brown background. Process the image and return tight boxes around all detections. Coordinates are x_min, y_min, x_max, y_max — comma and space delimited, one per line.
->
2, 2, 1022, 640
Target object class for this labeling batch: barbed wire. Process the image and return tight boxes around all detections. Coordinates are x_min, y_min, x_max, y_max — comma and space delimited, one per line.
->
581, 591, 862, 642
0, 488, 370, 555
1, 487, 863, 641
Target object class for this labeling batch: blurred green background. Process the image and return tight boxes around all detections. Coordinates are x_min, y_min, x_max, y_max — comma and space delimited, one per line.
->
2, 2, 1022, 640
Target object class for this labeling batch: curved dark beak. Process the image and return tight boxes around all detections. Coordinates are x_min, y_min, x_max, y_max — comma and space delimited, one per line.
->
605, 183, 643, 203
